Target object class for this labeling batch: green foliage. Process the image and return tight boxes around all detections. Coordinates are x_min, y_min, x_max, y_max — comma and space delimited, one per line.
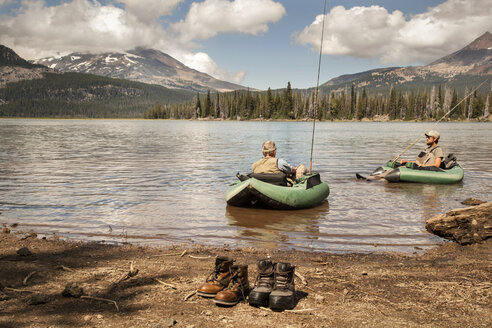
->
0, 72, 194, 118
145, 80, 492, 122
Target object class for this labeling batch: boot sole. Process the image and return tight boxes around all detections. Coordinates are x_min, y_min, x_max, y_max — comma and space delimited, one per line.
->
213, 298, 240, 306
197, 291, 218, 298
248, 291, 270, 307
269, 295, 295, 310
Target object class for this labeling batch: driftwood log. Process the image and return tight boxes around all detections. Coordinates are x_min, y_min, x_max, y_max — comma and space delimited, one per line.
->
426, 201, 492, 245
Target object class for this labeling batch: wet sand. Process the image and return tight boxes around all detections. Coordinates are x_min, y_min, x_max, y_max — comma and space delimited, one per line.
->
0, 229, 491, 328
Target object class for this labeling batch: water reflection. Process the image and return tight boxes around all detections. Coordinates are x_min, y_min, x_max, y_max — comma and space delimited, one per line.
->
225, 202, 328, 248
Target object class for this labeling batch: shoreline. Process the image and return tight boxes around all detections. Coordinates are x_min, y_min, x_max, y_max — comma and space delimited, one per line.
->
1, 116, 491, 122
1, 229, 490, 327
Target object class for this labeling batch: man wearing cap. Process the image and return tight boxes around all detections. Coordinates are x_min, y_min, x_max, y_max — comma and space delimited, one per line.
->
252, 140, 305, 177
400, 130, 444, 168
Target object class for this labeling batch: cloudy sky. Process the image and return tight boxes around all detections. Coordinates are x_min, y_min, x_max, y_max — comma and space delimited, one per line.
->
1, 0, 491, 90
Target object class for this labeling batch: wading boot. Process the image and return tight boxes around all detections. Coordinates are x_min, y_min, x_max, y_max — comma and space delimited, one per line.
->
214, 264, 249, 306
197, 256, 234, 298
248, 259, 275, 307
269, 262, 296, 310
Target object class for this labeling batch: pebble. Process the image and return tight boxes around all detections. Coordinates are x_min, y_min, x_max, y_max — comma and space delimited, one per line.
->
28, 293, 49, 305
16, 247, 33, 256
314, 294, 325, 302
202, 310, 213, 316
83, 315, 92, 321
96, 314, 104, 319
61, 283, 84, 298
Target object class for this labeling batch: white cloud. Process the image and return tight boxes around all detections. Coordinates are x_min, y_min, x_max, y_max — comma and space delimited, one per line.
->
0, 0, 171, 58
0, 0, 270, 84
171, 0, 286, 44
115, 0, 183, 22
0, 0, 14, 6
294, 0, 492, 65
178, 51, 246, 84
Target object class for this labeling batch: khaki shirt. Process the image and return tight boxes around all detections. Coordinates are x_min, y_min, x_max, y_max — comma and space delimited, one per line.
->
416, 145, 444, 166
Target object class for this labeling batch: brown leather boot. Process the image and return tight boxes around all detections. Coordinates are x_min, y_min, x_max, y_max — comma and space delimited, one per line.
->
197, 256, 234, 298
248, 259, 275, 307
269, 262, 296, 310
214, 264, 249, 306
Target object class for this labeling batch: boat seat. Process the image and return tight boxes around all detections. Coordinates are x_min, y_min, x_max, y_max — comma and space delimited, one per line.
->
248, 172, 287, 186
440, 153, 457, 170
236, 172, 288, 186
412, 164, 444, 172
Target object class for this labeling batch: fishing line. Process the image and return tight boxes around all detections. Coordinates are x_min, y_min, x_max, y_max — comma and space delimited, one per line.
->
392, 77, 491, 163
309, 0, 328, 174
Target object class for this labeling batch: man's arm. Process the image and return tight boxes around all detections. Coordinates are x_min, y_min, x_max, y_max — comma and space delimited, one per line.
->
277, 158, 295, 174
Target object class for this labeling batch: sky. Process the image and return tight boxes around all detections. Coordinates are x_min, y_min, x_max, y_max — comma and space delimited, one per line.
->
0, 0, 491, 90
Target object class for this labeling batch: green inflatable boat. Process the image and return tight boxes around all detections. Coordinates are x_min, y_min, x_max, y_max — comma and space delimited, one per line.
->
370, 160, 464, 184
226, 173, 329, 210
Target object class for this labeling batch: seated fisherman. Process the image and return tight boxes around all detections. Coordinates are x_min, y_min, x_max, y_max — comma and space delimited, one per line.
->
400, 130, 444, 168
252, 140, 306, 178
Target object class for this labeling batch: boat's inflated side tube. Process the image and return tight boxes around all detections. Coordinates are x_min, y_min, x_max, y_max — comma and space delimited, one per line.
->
384, 168, 401, 182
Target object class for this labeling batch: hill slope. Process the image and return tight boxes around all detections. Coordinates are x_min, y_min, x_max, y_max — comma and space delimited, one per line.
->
0, 45, 195, 117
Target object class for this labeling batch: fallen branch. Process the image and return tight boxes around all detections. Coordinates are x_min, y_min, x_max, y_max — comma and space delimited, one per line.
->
58, 265, 74, 272
23, 271, 37, 286
259, 306, 272, 312
108, 261, 139, 292
285, 308, 315, 314
5, 287, 40, 293
183, 291, 196, 301
295, 272, 308, 285
154, 278, 177, 289
179, 250, 187, 258
81, 295, 119, 312
153, 252, 183, 257
188, 255, 213, 260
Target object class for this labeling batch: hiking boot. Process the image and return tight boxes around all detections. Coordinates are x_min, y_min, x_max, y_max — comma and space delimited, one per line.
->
248, 259, 275, 307
197, 256, 234, 298
269, 262, 296, 310
214, 264, 249, 306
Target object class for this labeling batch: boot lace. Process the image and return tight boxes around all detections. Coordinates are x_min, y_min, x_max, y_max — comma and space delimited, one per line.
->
255, 271, 274, 288
274, 271, 291, 290
225, 271, 247, 301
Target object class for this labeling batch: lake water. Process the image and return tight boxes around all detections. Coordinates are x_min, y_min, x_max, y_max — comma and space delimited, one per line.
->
1, 119, 491, 253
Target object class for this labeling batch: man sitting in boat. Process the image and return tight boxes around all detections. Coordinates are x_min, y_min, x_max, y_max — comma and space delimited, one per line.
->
252, 141, 306, 179
400, 131, 444, 168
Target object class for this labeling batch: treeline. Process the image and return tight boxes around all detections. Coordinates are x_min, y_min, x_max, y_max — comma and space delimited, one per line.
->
0, 72, 195, 118
145, 82, 492, 121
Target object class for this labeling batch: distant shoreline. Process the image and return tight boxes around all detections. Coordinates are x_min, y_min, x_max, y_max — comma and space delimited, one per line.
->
1, 116, 491, 122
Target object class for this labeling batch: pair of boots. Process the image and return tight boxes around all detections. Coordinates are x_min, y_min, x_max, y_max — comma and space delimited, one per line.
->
196, 257, 295, 310
249, 259, 296, 310
196, 256, 249, 306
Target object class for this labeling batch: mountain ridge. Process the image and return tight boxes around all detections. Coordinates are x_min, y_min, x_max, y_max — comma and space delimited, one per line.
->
319, 31, 492, 94
32, 48, 247, 93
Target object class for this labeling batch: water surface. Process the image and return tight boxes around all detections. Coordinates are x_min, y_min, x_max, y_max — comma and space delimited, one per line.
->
1, 119, 491, 253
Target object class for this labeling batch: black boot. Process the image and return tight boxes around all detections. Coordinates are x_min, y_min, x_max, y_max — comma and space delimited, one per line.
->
248, 259, 274, 307
269, 262, 295, 310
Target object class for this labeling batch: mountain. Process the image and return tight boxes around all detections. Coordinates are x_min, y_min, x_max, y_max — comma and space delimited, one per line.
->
0, 45, 195, 117
319, 32, 492, 94
1, 45, 51, 87
32, 48, 246, 93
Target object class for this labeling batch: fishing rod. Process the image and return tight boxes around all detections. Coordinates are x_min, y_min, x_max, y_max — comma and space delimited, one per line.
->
392, 77, 491, 163
309, 0, 328, 174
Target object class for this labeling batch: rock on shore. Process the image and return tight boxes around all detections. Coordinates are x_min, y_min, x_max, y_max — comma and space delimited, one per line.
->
426, 201, 492, 244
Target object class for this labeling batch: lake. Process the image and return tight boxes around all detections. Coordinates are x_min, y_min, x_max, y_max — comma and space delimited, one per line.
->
1, 119, 491, 253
